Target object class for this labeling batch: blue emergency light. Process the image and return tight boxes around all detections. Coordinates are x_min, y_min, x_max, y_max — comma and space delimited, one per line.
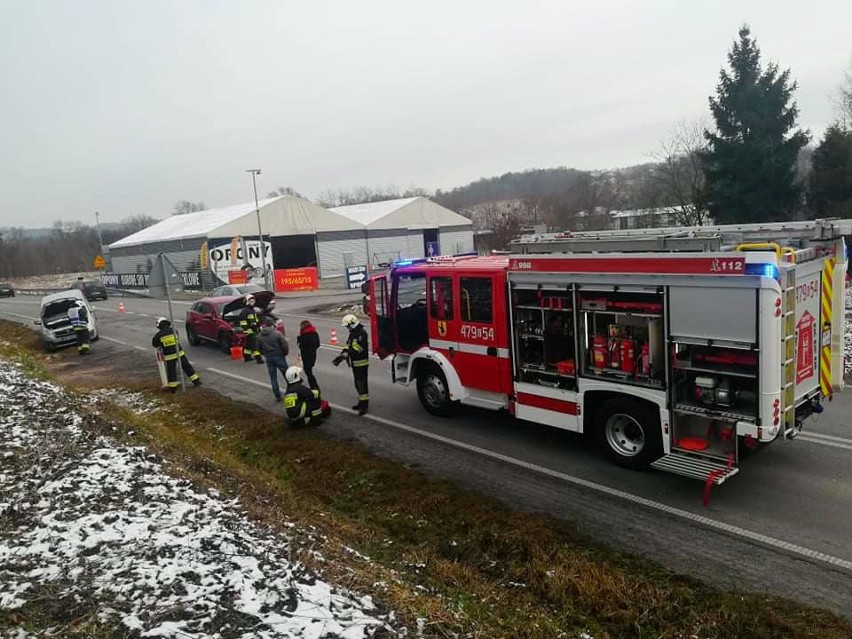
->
744, 263, 780, 279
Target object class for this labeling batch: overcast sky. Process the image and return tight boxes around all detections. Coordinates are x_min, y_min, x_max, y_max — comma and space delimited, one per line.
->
1, 0, 850, 228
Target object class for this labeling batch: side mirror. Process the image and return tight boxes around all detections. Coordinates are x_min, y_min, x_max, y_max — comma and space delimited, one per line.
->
360, 281, 369, 294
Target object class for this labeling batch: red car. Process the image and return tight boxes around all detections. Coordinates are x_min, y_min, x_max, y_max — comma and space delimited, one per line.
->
185, 292, 282, 353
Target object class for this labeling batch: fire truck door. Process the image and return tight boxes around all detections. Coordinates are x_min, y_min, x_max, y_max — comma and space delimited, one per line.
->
369, 274, 395, 357
427, 274, 458, 360
455, 274, 511, 394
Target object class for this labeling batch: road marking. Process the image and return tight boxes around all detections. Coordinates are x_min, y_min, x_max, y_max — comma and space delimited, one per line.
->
798, 433, 852, 452
100, 335, 147, 352
0, 311, 37, 321
205, 366, 852, 573
801, 431, 852, 445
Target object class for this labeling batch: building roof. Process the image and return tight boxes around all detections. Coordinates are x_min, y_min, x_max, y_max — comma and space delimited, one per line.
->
109, 196, 362, 249
331, 197, 471, 230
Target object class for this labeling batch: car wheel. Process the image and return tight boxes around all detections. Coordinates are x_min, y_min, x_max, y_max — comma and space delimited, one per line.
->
416, 363, 455, 416
594, 398, 663, 470
186, 325, 201, 346
218, 332, 232, 354
43, 342, 55, 353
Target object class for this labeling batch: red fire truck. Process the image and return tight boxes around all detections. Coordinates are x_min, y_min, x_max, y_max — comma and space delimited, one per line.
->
366, 220, 849, 484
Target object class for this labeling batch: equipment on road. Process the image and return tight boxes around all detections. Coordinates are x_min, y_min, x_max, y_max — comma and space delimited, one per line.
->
118, 301, 126, 313
156, 349, 168, 389
366, 219, 850, 488
329, 328, 339, 345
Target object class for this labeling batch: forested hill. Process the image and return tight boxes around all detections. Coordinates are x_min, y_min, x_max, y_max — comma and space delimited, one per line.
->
432, 163, 666, 224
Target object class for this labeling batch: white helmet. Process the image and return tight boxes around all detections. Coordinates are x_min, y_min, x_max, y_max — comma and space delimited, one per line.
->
245, 294, 255, 305
75, 300, 86, 308
285, 366, 302, 385
342, 314, 360, 329
156, 317, 168, 328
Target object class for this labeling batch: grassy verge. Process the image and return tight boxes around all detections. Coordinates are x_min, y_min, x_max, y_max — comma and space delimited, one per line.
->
1, 320, 850, 638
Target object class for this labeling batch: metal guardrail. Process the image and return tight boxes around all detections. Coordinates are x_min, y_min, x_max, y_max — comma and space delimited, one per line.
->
11, 286, 151, 299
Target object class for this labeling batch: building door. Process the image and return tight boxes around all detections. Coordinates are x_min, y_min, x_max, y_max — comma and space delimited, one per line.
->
423, 229, 439, 257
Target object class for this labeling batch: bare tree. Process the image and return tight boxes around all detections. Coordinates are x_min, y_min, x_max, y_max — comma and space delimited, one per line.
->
266, 186, 303, 198
836, 59, 852, 130
172, 200, 206, 215
653, 121, 709, 226
119, 215, 159, 235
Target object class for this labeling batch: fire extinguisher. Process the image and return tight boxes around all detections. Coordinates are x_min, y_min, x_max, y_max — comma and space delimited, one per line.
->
592, 334, 607, 369
607, 335, 620, 369
638, 342, 651, 377
620, 338, 636, 375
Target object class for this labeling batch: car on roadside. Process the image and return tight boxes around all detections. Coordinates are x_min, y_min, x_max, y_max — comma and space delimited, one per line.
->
184, 291, 283, 353
35, 290, 98, 352
70, 279, 109, 301
0, 283, 14, 298
209, 283, 272, 302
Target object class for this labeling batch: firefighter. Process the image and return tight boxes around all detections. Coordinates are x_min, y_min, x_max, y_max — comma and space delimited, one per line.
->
333, 313, 369, 415
152, 317, 201, 392
67, 300, 91, 355
282, 366, 330, 428
238, 295, 263, 363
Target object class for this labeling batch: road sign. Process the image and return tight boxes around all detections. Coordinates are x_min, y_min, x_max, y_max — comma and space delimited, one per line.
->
93, 255, 106, 269
345, 265, 368, 290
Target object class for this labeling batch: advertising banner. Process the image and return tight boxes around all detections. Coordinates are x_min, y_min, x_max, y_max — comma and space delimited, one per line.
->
345, 265, 368, 290
208, 239, 273, 287
274, 267, 318, 292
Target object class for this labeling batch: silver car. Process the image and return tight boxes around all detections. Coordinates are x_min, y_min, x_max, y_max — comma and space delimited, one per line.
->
35, 290, 99, 352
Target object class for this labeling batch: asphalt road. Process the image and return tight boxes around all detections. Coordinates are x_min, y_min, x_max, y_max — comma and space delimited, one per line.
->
3, 292, 852, 616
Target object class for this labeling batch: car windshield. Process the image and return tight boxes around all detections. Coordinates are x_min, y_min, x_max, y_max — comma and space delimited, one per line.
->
215, 302, 227, 315
236, 284, 264, 294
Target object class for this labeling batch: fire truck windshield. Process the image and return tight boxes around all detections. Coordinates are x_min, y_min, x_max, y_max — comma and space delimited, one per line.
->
396, 274, 426, 308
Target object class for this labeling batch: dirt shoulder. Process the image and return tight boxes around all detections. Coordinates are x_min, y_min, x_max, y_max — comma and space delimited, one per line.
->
2, 321, 851, 639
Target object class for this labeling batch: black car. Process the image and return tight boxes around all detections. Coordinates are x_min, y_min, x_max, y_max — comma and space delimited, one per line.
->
0, 283, 14, 298
71, 280, 109, 301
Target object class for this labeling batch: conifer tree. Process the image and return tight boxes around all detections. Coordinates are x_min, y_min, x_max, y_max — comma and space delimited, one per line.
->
702, 26, 809, 222
809, 125, 852, 217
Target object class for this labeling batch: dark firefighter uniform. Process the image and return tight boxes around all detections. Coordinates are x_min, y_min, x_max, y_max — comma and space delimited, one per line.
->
67, 303, 91, 355
238, 304, 263, 363
334, 316, 369, 415
152, 319, 200, 391
283, 380, 329, 428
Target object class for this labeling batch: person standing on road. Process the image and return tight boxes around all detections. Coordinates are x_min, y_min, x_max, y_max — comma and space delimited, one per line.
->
238, 295, 263, 364
152, 317, 201, 392
282, 366, 330, 428
333, 313, 369, 415
67, 300, 91, 355
258, 317, 290, 402
297, 320, 321, 393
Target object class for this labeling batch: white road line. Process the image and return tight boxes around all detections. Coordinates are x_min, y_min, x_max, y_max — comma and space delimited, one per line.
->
798, 434, 852, 452
0, 311, 37, 321
100, 335, 147, 352
800, 431, 852, 445
206, 366, 852, 574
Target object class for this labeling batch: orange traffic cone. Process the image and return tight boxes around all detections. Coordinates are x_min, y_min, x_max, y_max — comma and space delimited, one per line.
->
118, 301, 126, 313
330, 328, 338, 345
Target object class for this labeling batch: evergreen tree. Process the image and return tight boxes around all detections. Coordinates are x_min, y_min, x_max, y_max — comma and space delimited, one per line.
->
809, 125, 852, 217
702, 26, 809, 223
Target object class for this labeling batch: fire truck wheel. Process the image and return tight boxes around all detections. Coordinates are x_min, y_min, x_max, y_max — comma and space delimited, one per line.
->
417, 364, 454, 416
595, 398, 662, 470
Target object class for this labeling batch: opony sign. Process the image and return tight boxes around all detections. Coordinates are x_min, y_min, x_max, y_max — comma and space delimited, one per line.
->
208, 240, 273, 286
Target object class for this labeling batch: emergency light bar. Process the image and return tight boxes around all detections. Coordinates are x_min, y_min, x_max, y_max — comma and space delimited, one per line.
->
744, 263, 781, 279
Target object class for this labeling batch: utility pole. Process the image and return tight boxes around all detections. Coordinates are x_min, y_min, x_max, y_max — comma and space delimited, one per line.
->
246, 169, 269, 290
94, 211, 105, 255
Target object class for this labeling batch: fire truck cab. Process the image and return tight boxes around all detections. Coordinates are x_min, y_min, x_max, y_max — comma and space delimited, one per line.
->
367, 220, 849, 485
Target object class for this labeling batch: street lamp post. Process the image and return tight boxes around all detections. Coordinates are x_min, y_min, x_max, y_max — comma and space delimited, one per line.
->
94, 211, 105, 255
246, 168, 269, 290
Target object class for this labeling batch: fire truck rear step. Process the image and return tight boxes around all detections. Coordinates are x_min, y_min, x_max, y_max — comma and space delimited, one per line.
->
651, 452, 739, 484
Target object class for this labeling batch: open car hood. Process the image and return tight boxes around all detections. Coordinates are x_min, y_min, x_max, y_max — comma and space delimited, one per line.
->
222, 291, 275, 317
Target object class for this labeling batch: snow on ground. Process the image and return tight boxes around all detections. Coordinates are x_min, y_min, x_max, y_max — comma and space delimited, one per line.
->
0, 361, 395, 638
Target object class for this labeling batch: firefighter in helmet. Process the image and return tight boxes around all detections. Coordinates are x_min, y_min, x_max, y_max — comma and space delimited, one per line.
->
152, 317, 201, 392
67, 300, 91, 355
333, 313, 369, 415
282, 366, 330, 428
238, 294, 263, 364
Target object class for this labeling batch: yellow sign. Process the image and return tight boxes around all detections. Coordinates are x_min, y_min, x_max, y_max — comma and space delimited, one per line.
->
437, 321, 447, 337
200, 240, 209, 270
93, 255, 106, 269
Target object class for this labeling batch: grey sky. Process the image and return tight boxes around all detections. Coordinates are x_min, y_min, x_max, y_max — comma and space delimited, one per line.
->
1, 0, 849, 228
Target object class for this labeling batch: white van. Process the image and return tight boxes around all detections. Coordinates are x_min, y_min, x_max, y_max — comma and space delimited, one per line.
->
35, 290, 99, 352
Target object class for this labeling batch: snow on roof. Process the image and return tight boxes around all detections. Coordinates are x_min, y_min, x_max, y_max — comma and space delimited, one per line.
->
331, 197, 472, 230
109, 197, 282, 248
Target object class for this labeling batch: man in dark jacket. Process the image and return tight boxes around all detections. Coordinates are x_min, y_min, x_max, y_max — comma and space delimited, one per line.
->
258, 317, 289, 402
152, 317, 200, 392
297, 320, 321, 393
282, 366, 330, 428
333, 313, 369, 415
238, 295, 263, 364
